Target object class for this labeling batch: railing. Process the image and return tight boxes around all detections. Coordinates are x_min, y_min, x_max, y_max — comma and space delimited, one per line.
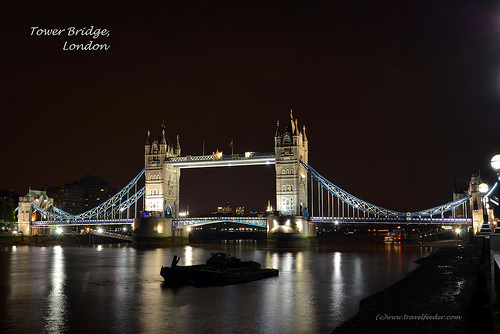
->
90, 230, 132, 241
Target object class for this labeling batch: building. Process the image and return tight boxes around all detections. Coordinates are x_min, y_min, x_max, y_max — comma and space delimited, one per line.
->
0, 189, 20, 209
46, 175, 116, 214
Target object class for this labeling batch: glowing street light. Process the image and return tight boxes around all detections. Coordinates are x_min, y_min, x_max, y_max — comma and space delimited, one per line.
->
491, 155, 500, 232
479, 183, 489, 194
479, 183, 490, 229
491, 154, 500, 172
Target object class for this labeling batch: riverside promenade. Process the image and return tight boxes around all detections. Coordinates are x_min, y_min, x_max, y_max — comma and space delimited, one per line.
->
333, 241, 487, 334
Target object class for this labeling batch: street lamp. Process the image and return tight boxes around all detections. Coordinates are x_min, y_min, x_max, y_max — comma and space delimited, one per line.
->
479, 182, 489, 194
479, 182, 490, 233
491, 154, 500, 172
490, 154, 500, 231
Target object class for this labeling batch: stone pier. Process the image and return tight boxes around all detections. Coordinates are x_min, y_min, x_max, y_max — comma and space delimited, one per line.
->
267, 215, 316, 247
132, 217, 188, 247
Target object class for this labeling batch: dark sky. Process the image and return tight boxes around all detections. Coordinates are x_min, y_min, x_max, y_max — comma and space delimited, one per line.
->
2, 1, 500, 216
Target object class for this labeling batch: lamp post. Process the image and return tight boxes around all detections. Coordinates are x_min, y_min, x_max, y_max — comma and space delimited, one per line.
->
479, 182, 490, 233
490, 155, 500, 231
489, 156, 500, 304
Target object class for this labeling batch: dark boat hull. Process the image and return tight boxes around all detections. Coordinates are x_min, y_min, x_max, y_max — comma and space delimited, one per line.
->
160, 259, 278, 286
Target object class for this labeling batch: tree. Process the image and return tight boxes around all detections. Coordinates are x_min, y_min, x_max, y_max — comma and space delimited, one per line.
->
0, 198, 15, 223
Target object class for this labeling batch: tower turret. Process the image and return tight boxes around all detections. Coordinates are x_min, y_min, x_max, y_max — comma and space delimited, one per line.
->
176, 135, 181, 156
145, 131, 151, 155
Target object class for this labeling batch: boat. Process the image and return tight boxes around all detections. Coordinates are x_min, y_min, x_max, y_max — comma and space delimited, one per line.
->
383, 232, 395, 243
160, 252, 279, 286
384, 229, 421, 243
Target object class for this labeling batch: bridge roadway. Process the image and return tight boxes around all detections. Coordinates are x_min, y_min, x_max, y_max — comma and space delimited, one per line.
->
32, 216, 472, 229
311, 216, 472, 224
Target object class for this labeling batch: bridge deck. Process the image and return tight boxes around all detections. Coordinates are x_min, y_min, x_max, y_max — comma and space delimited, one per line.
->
32, 219, 134, 227
173, 217, 267, 228
311, 216, 472, 224
31, 216, 471, 228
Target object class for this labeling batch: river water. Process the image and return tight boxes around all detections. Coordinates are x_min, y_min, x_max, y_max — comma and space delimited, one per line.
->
0, 239, 432, 334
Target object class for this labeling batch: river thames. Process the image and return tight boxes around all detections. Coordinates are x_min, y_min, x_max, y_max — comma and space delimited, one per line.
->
0, 239, 432, 333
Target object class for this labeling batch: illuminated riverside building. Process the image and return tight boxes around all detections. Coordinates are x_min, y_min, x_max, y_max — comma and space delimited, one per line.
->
46, 175, 116, 214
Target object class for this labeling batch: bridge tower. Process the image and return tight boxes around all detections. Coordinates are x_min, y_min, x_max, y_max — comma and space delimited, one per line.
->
17, 189, 53, 235
144, 123, 182, 218
134, 123, 187, 247
274, 110, 308, 216
469, 171, 493, 234
268, 111, 315, 245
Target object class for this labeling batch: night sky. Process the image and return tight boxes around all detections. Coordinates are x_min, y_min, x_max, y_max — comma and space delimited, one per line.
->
2, 1, 500, 217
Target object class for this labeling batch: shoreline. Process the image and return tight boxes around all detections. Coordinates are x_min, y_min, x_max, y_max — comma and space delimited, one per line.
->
332, 241, 483, 334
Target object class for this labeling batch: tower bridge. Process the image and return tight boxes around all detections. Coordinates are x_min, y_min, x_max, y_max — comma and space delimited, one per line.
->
18, 111, 485, 244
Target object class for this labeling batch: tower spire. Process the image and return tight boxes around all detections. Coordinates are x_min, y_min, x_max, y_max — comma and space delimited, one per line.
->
161, 129, 167, 145
176, 135, 181, 156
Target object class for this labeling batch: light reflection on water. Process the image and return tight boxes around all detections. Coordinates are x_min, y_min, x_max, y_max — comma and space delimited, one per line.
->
1, 241, 425, 334
44, 245, 67, 334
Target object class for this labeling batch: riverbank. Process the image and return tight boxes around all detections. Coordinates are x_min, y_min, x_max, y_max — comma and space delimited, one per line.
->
332, 241, 485, 333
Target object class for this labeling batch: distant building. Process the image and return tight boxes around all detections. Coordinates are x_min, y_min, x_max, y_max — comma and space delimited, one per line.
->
46, 175, 116, 214
235, 206, 244, 215
0, 189, 20, 209
212, 202, 232, 215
